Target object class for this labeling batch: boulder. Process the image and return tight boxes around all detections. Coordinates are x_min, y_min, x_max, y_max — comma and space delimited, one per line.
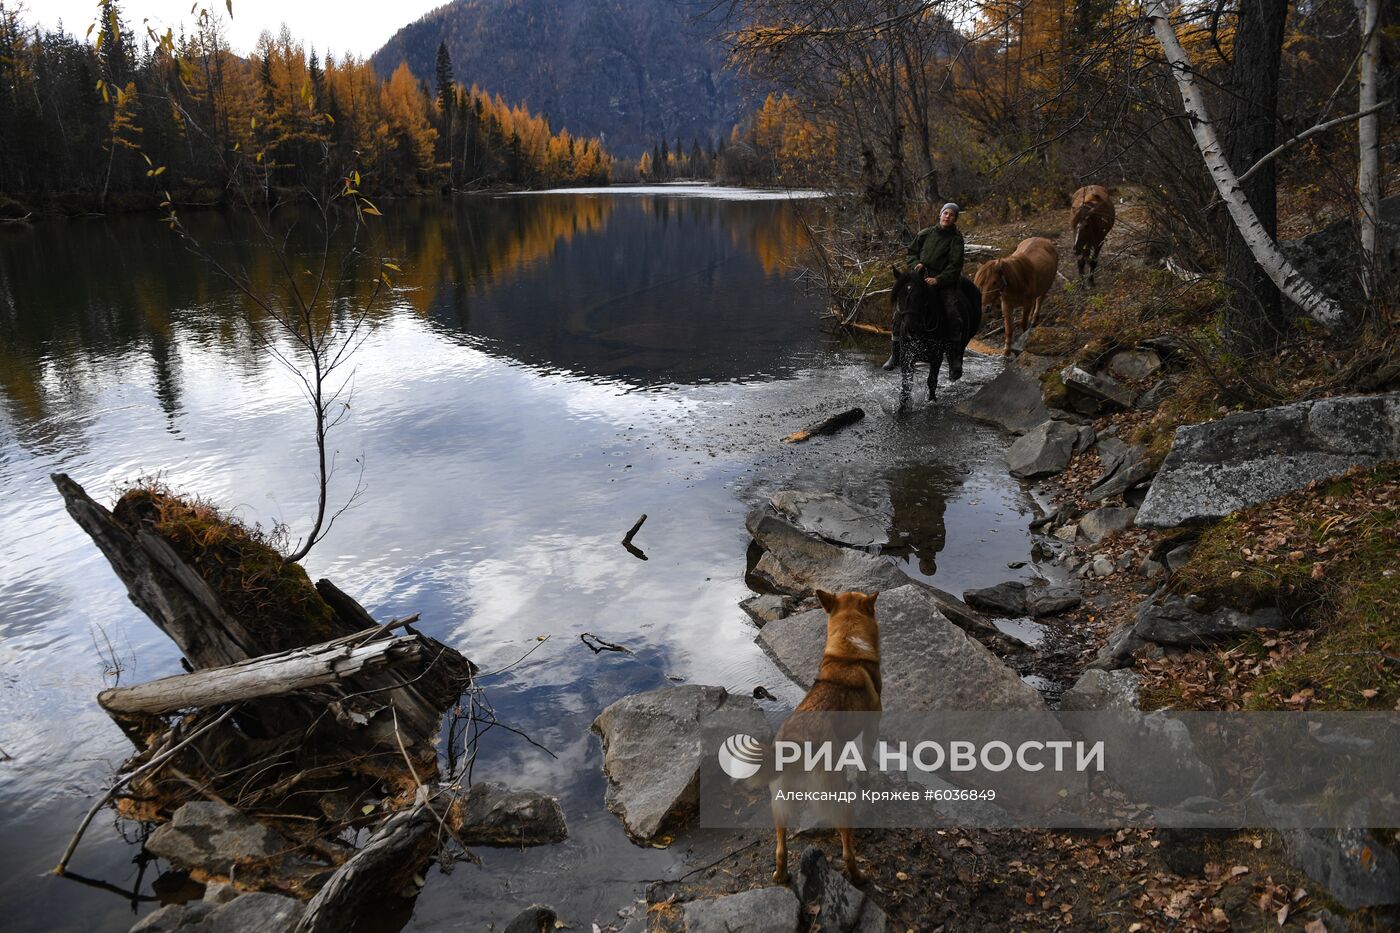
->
964, 580, 1080, 618
962, 580, 1029, 616
757, 584, 1044, 711
1061, 366, 1137, 410
746, 508, 996, 640
1089, 623, 1150, 670
1108, 350, 1163, 381
1006, 420, 1079, 478
1280, 194, 1400, 304
1087, 442, 1154, 502
592, 685, 764, 842
503, 905, 559, 933
746, 508, 907, 598
1132, 595, 1288, 647
131, 903, 215, 932
1025, 585, 1082, 617
1135, 378, 1179, 411
681, 886, 798, 933
1078, 507, 1138, 544
740, 594, 789, 627
1059, 669, 1140, 711
1137, 393, 1400, 527
206, 893, 302, 933
457, 782, 567, 847
1278, 828, 1400, 910
956, 363, 1051, 435
770, 490, 888, 547
1090, 556, 1115, 577
146, 802, 293, 877
795, 848, 887, 932
1164, 544, 1194, 572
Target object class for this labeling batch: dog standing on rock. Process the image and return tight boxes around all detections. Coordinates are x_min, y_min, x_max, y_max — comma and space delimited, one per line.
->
770, 589, 882, 885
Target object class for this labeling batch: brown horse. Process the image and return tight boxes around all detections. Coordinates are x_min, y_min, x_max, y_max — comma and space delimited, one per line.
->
1070, 185, 1115, 285
973, 237, 1058, 356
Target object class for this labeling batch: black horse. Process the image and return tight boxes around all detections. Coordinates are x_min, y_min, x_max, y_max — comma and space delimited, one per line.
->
889, 268, 983, 406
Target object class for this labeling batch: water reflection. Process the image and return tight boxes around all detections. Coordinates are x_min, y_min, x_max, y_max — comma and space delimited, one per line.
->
0, 192, 815, 442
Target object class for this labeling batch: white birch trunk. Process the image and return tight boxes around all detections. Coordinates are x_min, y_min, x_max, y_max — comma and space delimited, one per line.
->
1145, 0, 1348, 329
1353, 0, 1381, 297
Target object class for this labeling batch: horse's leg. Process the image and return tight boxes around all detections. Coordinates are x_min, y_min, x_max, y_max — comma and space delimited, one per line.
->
1090, 241, 1102, 286
927, 343, 943, 402
1077, 250, 1087, 281
898, 353, 913, 413
1028, 297, 1041, 328
1002, 299, 1013, 356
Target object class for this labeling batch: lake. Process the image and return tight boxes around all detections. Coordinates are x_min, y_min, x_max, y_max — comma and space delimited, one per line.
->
0, 187, 1038, 930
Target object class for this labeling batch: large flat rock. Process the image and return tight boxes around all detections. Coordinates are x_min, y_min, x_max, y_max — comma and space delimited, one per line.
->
1138, 393, 1400, 527
956, 363, 1051, 435
1006, 420, 1079, 478
770, 490, 889, 547
756, 584, 1043, 711
592, 685, 764, 842
746, 508, 998, 641
681, 886, 799, 933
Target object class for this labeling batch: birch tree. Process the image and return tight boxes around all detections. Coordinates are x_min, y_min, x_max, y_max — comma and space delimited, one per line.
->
1144, 0, 1347, 330
1353, 0, 1382, 297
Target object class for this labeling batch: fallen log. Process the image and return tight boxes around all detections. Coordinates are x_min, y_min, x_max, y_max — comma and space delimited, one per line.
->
97, 630, 425, 717
782, 407, 865, 443
293, 802, 442, 933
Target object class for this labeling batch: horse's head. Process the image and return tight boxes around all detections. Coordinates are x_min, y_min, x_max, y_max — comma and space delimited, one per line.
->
973, 259, 1005, 311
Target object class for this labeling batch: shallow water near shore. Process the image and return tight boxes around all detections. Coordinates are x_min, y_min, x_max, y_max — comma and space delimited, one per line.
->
0, 190, 1039, 930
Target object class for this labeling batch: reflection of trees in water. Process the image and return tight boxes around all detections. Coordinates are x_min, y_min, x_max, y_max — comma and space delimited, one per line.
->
0, 194, 817, 433
882, 460, 967, 578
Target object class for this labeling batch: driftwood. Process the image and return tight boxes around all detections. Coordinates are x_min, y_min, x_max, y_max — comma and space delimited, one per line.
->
294, 802, 442, 933
97, 629, 426, 717
782, 407, 865, 443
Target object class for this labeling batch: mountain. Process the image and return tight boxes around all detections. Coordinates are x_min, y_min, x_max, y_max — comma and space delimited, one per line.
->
371, 0, 750, 157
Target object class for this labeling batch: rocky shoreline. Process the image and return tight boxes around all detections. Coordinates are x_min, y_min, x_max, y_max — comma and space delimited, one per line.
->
567, 337, 1400, 932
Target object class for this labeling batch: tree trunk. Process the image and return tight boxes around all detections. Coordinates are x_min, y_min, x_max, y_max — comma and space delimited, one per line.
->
97, 631, 426, 717
1354, 0, 1381, 297
1145, 0, 1347, 331
1223, 0, 1288, 349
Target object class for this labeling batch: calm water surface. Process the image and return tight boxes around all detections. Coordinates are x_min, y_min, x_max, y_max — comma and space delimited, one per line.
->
0, 189, 1037, 931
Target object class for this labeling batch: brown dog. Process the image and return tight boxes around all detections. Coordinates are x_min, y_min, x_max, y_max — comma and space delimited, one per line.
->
770, 589, 881, 885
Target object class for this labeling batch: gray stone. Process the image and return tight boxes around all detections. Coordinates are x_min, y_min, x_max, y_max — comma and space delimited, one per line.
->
770, 490, 889, 548
1108, 350, 1163, 381
795, 848, 888, 932
1135, 378, 1179, 411
1139, 335, 1190, 360
1007, 420, 1079, 478
1139, 556, 1165, 579
962, 580, 1028, 616
1062, 366, 1137, 410
1089, 623, 1149, 670
592, 686, 765, 842
203, 883, 240, 905
1078, 507, 1138, 544
1053, 523, 1079, 542
740, 594, 789, 627
131, 903, 214, 932
457, 782, 567, 847
956, 363, 1051, 435
746, 507, 996, 640
146, 802, 293, 876
1280, 194, 1400, 305
1164, 544, 1194, 572
1132, 595, 1289, 647
746, 507, 907, 598
1137, 393, 1400, 528
1087, 440, 1154, 502
1091, 556, 1115, 577
206, 893, 302, 933
1059, 669, 1140, 711
1278, 828, 1400, 910
503, 905, 559, 933
1025, 585, 1081, 618
1075, 425, 1097, 454
681, 886, 798, 933
757, 584, 1044, 712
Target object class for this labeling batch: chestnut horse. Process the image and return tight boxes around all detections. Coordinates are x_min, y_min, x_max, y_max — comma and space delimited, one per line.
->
972, 237, 1058, 356
1070, 185, 1115, 285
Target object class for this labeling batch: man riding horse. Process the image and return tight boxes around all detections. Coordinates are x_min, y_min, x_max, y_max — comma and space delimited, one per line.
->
883, 202, 965, 373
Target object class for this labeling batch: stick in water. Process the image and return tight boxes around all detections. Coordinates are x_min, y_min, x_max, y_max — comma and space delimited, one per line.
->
783, 407, 865, 443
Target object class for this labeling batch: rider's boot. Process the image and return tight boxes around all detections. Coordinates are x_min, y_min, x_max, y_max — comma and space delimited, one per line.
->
881, 338, 901, 371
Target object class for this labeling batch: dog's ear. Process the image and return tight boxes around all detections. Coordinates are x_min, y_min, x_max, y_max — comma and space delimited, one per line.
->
862, 591, 879, 614
815, 589, 837, 614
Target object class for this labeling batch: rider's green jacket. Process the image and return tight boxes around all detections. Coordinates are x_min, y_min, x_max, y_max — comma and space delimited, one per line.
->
906, 225, 964, 285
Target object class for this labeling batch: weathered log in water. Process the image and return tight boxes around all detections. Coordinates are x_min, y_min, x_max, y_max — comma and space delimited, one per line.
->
782, 407, 865, 443
96, 629, 428, 717
293, 802, 443, 933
